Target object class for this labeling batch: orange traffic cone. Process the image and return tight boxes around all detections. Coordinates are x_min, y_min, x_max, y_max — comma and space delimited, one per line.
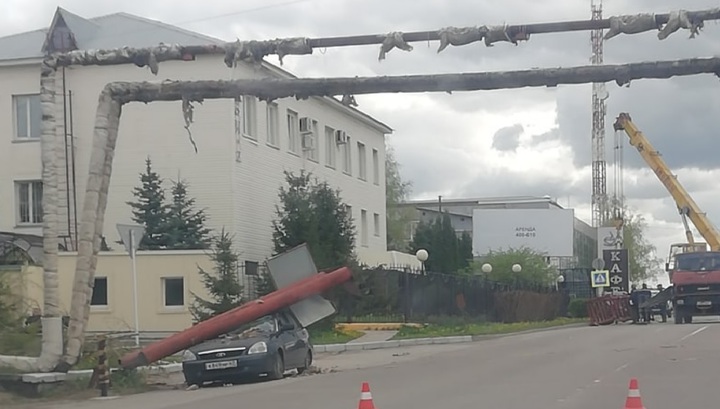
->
624, 378, 646, 409
358, 382, 376, 409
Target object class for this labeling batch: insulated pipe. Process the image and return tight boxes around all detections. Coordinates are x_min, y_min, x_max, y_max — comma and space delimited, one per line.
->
119, 267, 352, 369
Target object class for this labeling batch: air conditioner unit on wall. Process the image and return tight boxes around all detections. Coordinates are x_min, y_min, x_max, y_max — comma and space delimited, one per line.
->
335, 130, 349, 145
302, 133, 315, 150
299, 117, 313, 134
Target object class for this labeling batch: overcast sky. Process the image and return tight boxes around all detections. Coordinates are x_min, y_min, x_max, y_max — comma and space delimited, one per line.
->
3, 0, 720, 281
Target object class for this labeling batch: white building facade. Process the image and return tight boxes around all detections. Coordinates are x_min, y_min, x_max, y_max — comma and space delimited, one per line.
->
0, 8, 390, 266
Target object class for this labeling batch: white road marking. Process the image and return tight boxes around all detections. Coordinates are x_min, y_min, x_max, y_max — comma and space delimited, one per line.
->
615, 363, 629, 372
680, 325, 708, 341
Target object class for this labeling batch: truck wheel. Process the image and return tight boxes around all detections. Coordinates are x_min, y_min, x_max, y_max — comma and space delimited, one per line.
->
684, 314, 693, 324
674, 308, 683, 324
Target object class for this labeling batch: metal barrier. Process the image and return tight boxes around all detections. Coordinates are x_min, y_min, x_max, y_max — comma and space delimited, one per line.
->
588, 295, 632, 326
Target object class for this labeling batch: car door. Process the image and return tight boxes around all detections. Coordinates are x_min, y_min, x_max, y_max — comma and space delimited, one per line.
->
276, 313, 304, 368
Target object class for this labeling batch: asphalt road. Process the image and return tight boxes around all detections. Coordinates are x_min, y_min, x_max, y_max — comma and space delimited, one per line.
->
39, 320, 720, 409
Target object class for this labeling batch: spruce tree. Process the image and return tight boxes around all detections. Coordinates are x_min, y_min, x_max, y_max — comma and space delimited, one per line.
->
190, 230, 244, 322
409, 213, 473, 273
272, 170, 356, 270
126, 158, 170, 250
166, 179, 211, 249
254, 270, 277, 298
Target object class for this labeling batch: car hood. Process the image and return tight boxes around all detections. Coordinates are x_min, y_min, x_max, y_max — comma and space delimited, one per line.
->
189, 335, 270, 354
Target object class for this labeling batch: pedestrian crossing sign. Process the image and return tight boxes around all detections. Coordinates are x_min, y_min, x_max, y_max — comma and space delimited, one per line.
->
591, 270, 610, 288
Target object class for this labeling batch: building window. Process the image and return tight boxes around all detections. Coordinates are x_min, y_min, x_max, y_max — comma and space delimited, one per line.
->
372, 149, 380, 185
14, 95, 42, 140
373, 213, 380, 237
266, 102, 279, 147
325, 126, 336, 168
305, 120, 319, 162
287, 110, 300, 154
361, 210, 368, 247
342, 137, 352, 175
16, 181, 43, 225
244, 260, 259, 276
91, 277, 108, 307
242, 96, 257, 139
163, 277, 185, 307
357, 142, 367, 181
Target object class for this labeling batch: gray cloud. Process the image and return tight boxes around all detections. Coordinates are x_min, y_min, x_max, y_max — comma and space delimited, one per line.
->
529, 128, 561, 147
492, 124, 523, 152
5, 0, 720, 259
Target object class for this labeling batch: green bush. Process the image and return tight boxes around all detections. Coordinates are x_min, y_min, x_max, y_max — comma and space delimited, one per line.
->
568, 298, 589, 318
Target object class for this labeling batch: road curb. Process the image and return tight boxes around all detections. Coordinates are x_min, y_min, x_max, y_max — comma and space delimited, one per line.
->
19, 362, 184, 384
313, 322, 587, 353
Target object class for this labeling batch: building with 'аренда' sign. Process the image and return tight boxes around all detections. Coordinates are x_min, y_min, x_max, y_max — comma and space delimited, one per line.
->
398, 196, 597, 270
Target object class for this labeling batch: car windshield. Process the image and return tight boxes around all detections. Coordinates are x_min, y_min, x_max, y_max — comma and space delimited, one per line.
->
676, 253, 720, 271
226, 316, 277, 339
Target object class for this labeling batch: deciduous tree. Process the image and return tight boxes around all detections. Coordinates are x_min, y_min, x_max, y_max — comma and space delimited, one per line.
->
470, 247, 555, 287
385, 146, 413, 251
621, 210, 662, 283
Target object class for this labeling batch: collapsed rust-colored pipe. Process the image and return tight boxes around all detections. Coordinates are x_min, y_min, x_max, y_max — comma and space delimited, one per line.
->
119, 266, 352, 370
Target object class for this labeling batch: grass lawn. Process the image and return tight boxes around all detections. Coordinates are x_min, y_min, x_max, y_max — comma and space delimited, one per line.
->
309, 328, 364, 345
391, 317, 585, 340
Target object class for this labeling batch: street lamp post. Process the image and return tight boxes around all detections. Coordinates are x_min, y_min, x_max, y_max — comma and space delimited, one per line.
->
511, 263, 522, 288
556, 274, 565, 291
416, 249, 429, 274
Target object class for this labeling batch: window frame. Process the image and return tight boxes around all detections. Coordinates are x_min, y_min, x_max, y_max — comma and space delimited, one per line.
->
360, 209, 369, 247
242, 96, 258, 140
287, 110, 300, 155
162, 277, 185, 308
372, 148, 380, 185
305, 120, 319, 162
13, 94, 42, 141
90, 277, 109, 308
373, 213, 381, 237
357, 142, 367, 181
15, 180, 43, 226
324, 126, 337, 169
266, 102, 279, 147
342, 137, 352, 175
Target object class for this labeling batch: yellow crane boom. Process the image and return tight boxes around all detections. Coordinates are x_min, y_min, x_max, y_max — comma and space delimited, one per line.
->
613, 113, 720, 251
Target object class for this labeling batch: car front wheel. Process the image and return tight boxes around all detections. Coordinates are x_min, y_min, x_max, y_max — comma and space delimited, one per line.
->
268, 352, 284, 380
297, 350, 312, 375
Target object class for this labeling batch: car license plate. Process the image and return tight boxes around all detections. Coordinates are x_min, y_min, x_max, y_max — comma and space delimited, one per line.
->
205, 360, 238, 370
697, 301, 712, 307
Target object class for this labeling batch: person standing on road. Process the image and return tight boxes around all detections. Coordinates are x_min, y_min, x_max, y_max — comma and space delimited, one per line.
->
629, 284, 640, 323
656, 283, 668, 323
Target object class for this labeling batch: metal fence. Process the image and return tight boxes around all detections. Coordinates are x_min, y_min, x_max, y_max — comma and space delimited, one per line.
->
559, 268, 593, 299
331, 268, 566, 323
236, 264, 570, 323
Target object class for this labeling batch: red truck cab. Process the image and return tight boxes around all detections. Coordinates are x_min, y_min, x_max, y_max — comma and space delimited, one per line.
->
669, 251, 720, 324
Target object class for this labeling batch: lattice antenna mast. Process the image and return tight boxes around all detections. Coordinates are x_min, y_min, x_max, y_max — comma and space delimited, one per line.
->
591, 0, 609, 227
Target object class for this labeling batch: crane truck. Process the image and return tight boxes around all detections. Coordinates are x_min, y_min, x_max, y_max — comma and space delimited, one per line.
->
613, 113, 720, 324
